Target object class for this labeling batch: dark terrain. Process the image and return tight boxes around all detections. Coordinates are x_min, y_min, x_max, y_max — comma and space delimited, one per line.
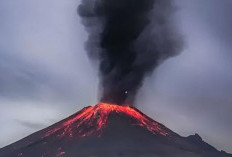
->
0, 103, 231, 157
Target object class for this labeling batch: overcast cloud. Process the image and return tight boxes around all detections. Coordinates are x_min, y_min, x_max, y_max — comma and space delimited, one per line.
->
0, 0, 231, 153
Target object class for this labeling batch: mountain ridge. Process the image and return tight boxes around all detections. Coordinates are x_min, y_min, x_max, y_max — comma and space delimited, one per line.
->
0, 103, 231, 157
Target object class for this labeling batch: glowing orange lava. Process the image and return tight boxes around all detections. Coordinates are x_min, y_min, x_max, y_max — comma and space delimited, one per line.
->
44, 103, 168, 138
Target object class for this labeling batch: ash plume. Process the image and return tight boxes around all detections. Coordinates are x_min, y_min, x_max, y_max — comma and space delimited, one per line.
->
78, 0, 182, 105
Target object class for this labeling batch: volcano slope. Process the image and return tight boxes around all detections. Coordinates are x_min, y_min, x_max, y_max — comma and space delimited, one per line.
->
0, 103, 231, 157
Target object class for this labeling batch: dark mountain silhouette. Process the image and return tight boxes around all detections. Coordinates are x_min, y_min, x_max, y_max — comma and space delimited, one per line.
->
0, 103, 231, 157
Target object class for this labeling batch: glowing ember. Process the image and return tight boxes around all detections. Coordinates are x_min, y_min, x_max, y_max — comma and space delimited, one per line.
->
57, 152, 65, 157
44, 103, 168, 138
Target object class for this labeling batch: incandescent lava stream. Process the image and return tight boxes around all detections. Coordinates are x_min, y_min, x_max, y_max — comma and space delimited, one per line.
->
44, 103, 169, 138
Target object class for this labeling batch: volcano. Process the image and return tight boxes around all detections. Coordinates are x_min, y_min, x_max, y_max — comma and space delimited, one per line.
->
0, 103, 231, 157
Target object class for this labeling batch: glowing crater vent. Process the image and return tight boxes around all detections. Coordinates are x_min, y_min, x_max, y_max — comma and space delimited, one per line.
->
44, 103, 169, 138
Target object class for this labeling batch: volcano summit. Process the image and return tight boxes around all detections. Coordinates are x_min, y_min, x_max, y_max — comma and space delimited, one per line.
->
0, 103, 231, 157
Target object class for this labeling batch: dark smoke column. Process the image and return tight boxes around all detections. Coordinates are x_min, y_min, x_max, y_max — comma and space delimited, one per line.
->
78, 0, 182, 105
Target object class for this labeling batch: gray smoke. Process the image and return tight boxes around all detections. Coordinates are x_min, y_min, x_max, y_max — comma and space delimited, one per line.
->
78, 0, 182, 105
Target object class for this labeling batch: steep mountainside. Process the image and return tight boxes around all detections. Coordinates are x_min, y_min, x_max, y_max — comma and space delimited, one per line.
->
0, 103, 231, 157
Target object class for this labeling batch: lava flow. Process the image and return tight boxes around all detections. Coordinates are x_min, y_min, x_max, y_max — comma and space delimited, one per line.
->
44, 103, 169, 139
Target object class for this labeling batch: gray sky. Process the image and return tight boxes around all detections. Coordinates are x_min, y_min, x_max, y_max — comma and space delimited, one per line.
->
0, 0, 231, 153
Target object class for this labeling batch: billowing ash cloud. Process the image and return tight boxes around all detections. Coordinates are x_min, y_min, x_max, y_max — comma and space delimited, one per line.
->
78, 0, 182, 105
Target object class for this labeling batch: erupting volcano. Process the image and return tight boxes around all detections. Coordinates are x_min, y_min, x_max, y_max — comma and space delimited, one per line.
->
0, 103, 231, 157
0, 1, 231, 156
44, 103, 169, 138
